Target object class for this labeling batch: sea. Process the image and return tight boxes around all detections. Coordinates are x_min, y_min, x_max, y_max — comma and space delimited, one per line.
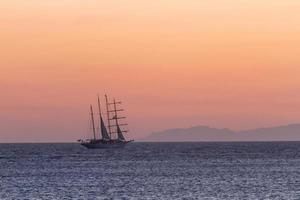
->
0, 142, 299, 200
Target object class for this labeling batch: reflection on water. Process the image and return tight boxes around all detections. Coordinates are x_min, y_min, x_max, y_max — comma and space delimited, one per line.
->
0, 142, 299, 199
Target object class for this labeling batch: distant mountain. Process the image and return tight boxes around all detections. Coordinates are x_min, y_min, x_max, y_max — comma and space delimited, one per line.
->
144, 124, 300, 141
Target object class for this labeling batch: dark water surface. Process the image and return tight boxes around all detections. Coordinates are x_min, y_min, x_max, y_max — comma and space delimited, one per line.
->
0, 142, 299, 199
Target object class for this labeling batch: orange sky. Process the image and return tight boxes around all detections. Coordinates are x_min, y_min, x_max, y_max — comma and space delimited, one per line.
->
1, 0, 300, 142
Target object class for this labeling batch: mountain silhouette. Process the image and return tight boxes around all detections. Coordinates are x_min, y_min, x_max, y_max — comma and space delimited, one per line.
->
145, 124, 300, 141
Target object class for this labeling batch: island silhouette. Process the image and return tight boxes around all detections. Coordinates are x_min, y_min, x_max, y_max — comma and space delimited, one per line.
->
145, 124, 300, 142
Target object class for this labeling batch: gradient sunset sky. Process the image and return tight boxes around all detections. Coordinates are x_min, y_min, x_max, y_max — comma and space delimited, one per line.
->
1, 0, 300, 142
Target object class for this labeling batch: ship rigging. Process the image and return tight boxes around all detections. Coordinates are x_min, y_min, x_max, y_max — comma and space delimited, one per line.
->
79, 94, 133, 149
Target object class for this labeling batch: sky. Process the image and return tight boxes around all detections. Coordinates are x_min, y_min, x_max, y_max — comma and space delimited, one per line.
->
1, 0, 300, 142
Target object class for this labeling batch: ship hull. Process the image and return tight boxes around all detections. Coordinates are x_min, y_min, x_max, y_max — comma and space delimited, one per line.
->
81, 140, 133, 149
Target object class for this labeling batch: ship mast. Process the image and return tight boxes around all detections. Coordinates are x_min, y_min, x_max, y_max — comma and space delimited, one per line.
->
113, 98, 119, 127
97, 95, 102, 139
107, 98, 128, 139
90, 105, 96, 140
105, 94, 112, 139
97, 95, 102, 117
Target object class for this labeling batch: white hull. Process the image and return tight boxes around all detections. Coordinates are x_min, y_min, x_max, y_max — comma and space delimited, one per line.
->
81, 140, 133, 149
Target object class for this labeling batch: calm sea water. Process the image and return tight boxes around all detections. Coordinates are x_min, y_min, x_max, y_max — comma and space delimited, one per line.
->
0, 142, 299, 200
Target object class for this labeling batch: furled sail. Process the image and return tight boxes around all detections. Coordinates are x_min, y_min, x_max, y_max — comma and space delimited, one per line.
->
117, 125, 126, 141
100, 116, 110, 140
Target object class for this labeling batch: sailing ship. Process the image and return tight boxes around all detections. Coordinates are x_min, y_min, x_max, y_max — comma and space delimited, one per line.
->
79, 94, 134, 149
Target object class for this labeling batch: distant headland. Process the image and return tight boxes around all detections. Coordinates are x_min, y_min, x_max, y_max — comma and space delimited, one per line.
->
144, 124, 300, 142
